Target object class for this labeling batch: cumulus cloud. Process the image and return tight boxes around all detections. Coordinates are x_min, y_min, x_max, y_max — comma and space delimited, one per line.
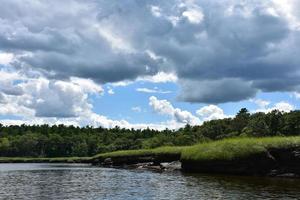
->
149, 96, 200, 125
255, 101, 294, 113
251, 99, 270, 109
0, 52, 14, 65
0, 70, 103, 118
0, 71, 184, 130
0, 0, 300, 129
0, 70, 24, 96
196, 105, 228, 121
0, 0, 299, 103
0, 0, 160, 84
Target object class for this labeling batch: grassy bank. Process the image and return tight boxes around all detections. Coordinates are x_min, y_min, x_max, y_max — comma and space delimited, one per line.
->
93, 136, 300, 163
0, 157, 92, 163
92, 146, 185, 160
181, 136, 300, 162
1, 136, 300, 164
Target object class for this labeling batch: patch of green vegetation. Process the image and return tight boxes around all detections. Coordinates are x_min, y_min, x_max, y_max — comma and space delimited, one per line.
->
93, 146, 186, 159
2, 136, 300, 164
181, 136, 300, 162
1, 108, 300, 158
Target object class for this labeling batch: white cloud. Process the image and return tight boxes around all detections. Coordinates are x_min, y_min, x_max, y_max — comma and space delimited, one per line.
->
131, 106, 142, 112
272, 0, 300, 30
0, 71, 102, 118
96, 25, 134, 52
70, 77, 103, 94
251, 99, 270, 109
18, 78, 94, 118
0, 71, 184, 130
182, 7, 204, 24
149, 96, 200, 125
0, 0, 299, 104
110, 72, 178, 88
196, 105, 228, 121
0, 111, 183, 131
136, 87, 172, 94
108, 88, 115, 95
293, 92, 300, 99
138, 72, 178, 83
272, 102, 294, 112
111, 80, 133, 87
0, 52, 14, 65
0, 70, 24, 95
255, 101, 294, 113
150, 6, 162, 17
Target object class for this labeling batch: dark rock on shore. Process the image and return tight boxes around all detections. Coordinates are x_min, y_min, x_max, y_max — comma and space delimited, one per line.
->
96, 154, 182, 172
93, 147, 300, 178
95, 153, 181, 167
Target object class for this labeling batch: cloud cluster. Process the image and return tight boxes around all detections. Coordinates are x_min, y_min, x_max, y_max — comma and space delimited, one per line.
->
149, 96, 201, 125
0, 0, 299, 104
254, 101, 294, 113
0, 0, 299, 129
196, 105, 228, 121
0, 71, 103, 118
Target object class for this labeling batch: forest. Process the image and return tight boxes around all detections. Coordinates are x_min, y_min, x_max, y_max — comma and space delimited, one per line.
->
0, 108, 300, 157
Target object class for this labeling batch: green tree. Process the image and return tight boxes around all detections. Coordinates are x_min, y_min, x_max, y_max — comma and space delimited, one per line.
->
233, 108, 250, 133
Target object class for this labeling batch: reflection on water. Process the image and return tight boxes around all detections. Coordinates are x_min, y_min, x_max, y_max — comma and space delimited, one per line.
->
0, 163, 299, 200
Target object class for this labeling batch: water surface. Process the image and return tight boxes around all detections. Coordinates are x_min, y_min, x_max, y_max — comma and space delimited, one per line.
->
0, 163, 299, 199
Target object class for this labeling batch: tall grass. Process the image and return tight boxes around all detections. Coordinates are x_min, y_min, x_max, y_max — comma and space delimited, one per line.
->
93, 146, 186, 159
181, 136, 300, 162
2, 136, 300, 164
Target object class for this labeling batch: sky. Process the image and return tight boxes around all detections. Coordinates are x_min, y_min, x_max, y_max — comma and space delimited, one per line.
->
0, 0, 299, 130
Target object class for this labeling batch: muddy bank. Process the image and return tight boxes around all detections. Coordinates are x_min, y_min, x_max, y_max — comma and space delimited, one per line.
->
181, 147, 300, 177
93, 147, 300, 177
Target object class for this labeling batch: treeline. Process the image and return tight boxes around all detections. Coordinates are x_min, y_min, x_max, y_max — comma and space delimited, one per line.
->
0, 108, 300, 157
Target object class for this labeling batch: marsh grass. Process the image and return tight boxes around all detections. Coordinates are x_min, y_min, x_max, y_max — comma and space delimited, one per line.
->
93, 146, 186, 159
2, 136, 300, 164
94, 136, 300, 162
181, 136, 300, 161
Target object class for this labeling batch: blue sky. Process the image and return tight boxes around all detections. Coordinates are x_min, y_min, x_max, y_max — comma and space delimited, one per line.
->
0, 0, 299, 129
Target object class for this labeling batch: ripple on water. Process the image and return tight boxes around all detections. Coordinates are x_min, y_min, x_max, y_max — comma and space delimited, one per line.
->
0, 163, 300, 200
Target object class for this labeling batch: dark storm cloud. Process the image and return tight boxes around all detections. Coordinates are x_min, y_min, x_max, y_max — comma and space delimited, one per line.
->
178, 78, 257, 104
0, 0, 299, 103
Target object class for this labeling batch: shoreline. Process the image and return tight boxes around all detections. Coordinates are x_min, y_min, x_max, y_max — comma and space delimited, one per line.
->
0, 157, 92, 163
1, 136, 300, 178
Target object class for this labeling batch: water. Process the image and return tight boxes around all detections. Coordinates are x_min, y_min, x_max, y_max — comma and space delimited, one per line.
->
0, 164, 299, 200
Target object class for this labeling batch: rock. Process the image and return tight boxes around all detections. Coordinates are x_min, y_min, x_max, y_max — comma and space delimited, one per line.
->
103, 158, 113, 166
160, 161, 181, 171
276, 173, 298, 178
143, 165, 163, 172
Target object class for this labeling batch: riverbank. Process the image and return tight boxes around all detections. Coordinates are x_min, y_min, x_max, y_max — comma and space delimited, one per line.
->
92, 136, 300, 177
181, 136, 300, 177
2, 136, 300, 177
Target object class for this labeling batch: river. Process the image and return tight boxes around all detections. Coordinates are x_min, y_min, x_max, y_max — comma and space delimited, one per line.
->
0, 163, 299, 199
